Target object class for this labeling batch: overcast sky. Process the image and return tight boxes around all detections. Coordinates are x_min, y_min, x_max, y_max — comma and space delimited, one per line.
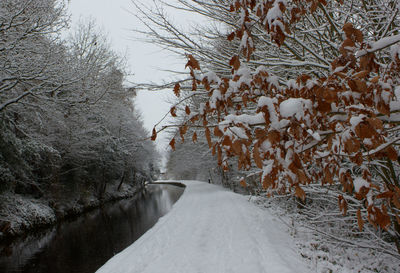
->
68, 0, 190, 153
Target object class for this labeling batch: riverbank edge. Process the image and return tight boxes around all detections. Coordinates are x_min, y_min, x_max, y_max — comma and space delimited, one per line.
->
149, 181, 186, 188
0, 182, 147, 242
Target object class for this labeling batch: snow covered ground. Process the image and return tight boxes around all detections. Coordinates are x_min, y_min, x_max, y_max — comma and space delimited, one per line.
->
96, 180, 310, 273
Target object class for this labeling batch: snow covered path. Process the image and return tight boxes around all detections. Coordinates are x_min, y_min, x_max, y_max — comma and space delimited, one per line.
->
96, 180, 310, 273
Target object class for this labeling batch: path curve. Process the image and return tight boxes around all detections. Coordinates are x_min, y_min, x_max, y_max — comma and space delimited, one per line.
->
96, 180, 310, 273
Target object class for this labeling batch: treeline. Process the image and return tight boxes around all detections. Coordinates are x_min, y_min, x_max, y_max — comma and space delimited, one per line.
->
0, 0, 158, 204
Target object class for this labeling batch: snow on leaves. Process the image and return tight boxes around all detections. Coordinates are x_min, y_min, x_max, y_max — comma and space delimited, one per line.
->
158, 0, 400, 236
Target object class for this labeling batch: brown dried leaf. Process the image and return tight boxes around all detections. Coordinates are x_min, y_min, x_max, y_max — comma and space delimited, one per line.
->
355, 79, 367, 92
242, 94, 248, 107
354, 29, 363, 43
357, 208, 364, 232
214, 126, 224, 137
169, 138, 176, 151
268, 131, 281, 144
293, 153, 302, 169
344, 138, 360, 153
355, 123, 374, 138
190, 114, 199, 123
348, 79, 367, 92
170, 106, 177, 117
255, 128, 266, 140
151, 127, 157, 141
371, 76, 380, 83
185, 54, 200, 70
222, 135, 232, 146
351, 152, 363, 166
338, 195, 348, 216
229, 55, 241, 71
376, 206, 391, 230
334, 72, 347, 79
295, 185, 306, 202
317, 100, 331, 113
217, 146, 222, 165
377, 100, 390, 115
192, 132, 198, 143
185, 105, 191, 115
366, 118, 383, 130
324, 168, 334, 184
173, 83, 180, 97
386, 146, 398, 161
343, 23, 354, 38
298, 170, 308, 184
393, 194, 400, 209
262, 174, 273, 189
376, 191, 394, 199
253, 145, 263, 169
192, 80, 197, 91
179, 125, 188, 142
212, 143, 216, 156
202, 77, 211, 91
232, 140, 242, 155
353, 70, 369, 79
234, 1, 240, 11
341, 39, 355, 53
227, 32, 235, 41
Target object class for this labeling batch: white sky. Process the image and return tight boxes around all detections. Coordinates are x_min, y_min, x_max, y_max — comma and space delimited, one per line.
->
67, 0, 190, 154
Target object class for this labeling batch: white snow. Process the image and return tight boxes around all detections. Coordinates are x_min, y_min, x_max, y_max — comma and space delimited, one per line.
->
307, 129, 321, 141
222, 112, 265, 127
279, 98, 312, 120
210, 89, 222, 108
349, 114, 366, 130
96, 181, 310, 273
356, 34, 400, 57
353, 177, 370, 193
390, 44, 400, 59
257, 96, 279, 124
265, 0, 286, 29
202, 71, 221, 84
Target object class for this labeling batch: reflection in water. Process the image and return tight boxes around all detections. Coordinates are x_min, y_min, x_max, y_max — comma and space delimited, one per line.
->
0, 184, 184, 273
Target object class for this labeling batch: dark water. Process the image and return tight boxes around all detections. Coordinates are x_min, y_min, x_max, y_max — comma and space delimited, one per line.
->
0, 184, 184, 273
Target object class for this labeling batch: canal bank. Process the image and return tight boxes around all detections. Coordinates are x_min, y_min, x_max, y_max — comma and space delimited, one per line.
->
0, 181, 146, 241
0, 183, 184, 273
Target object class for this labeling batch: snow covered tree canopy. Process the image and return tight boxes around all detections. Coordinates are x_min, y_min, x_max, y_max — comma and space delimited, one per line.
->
0, 0, 159, 199
150, 0, 400, 249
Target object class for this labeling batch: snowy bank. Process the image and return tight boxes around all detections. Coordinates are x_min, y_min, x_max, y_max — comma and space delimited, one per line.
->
0, 182, 143, 239
96, 180, 310, 273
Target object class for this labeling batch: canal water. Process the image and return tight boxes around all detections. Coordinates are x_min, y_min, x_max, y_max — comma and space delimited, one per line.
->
0, 184, 184, 273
